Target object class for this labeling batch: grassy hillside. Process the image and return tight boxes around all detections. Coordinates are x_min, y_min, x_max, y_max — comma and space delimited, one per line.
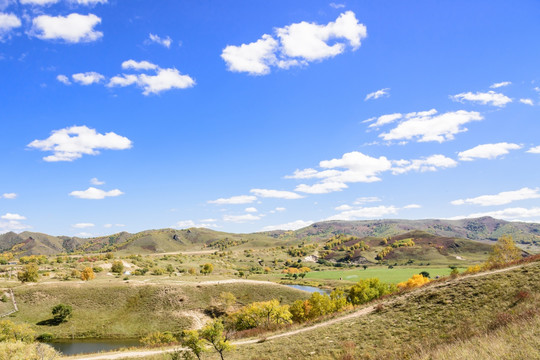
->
7, 281, 307, 339
222, 261, 540, 359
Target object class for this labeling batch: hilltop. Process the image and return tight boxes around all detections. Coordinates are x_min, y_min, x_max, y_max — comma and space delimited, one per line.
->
0, 216, 538, 257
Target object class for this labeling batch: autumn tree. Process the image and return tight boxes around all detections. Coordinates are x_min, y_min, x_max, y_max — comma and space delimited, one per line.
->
397, 274, 430, 290
348, 278, 396, 305
17, 264, 39, 283
201, 320, 234, 360
229, 299, 291, 330
180, 330, 206, 360
111, 260, 124, 274
80, 267, 95, 281
486, 235, 521, 266
200, 263, 214, 276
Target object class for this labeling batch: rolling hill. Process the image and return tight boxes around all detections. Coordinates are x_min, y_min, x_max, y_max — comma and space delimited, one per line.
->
0, 216, 538, 257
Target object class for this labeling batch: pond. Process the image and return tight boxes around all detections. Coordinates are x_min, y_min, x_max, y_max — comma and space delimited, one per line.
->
47, 338, 141, 356
285, 284, 330, 294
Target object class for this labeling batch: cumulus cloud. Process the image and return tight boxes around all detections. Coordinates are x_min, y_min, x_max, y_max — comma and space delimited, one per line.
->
367, 113, 402, 128
104, 223, 125, 228
527, 146, 540, 154
1, 213, 26, 220
108, 64, 195, 95
490, 81, 511, 89
221, 11, 366, 75
379, 109, 483, 143
28, 125, 132, 162
0, 12, 21, 39
451, 187, 540, 207
261, 220, 313, 231
72, 72, 104, 85
249, 188, 303, 199
365, 88, 390, 101
451, 91, 512, 107
295, 181, 348, 194
404, 204, 421, 209
72, 222, 94, 228
458, 142, 522, 161
69, 187, 123, 199
520, 98, 534, 106
121, 60, 158, 71
20, 0, 58, 5
2, 193, 17, 199
327, 205, 399, 220
0, 213, 30, 233
30, 13, 103, 43
208, 195, 257, 205
173, 220, 217, 229
148, 33, 172, 48
335, 204, 352, 211
391, 154, 458, 174
90, 177, 104, 185
245, 207, 258, 213
223, 213, 262, 223
71, 0, 108, 5
453, 207, 540, 222
56, 74, 71, 85
353, 196, 381, 204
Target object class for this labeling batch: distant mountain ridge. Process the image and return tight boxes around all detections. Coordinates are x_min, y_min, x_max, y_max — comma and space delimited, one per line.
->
1, 217, 539, 256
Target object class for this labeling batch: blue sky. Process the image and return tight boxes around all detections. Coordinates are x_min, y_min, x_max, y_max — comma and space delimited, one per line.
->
1, 0, 540, 236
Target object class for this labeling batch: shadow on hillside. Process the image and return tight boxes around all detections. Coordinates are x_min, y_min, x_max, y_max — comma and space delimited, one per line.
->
36, 318, 63, 326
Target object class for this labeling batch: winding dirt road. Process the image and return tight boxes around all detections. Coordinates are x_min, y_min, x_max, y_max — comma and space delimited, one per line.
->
63, 264, 525, 360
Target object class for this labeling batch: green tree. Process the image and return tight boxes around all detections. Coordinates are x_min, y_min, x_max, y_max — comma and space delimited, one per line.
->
200, 263, 214, 276
200, 320, 233, 360
52, 304, 72, 323
348, 278, 396, 305
180, 330, 206, 360
17, 264, 39, 283
111, 260, 124, 274
487, 235, 521, 266
229, 299, 291, 330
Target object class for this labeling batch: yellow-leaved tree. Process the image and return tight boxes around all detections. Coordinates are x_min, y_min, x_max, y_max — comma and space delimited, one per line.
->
486, 235, 521, 266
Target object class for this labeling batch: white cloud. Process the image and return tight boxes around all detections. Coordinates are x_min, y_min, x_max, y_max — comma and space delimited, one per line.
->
404, 204, 421, 209
261, 219, 313, 231
30, 13, 103, 43
20, 0, 58, 5
138, 68, 195, 95
72, 72, 104, 85
295, 181, 348, 194
458, 142, 522, 161
249, 188, 303, 199
107, 74, 138, 87
335, 204, 352, 211
1, 213, 25, 220
380, 109, 483, 143
454, 207, 540, 222
520, 98, 534, 106
353, 196, 381, 205
173, 220, 216, 229
104, 223, 125, 228
0, 12, 21, 39
70, 0, 108, 5
72, 222, 94, 228
451, 91, 512, 107
208, 195, 257, 205
490, 81, 511, 89
223, 214, 262, 223
272, 207, 286, 213
329, 3, 345, 9
245, 207, 258, 213
368, 113, 402, 128
28, 125, 132, 162
69, 187, 123, 199
365, 88, 390, 101
527, 146, 540, 154
2, 193, 17, 199
121, 60, 158, 71
221, 34, 279, 75
90, 177, 104, 185
56, 74, 71, 85
148, 33, 172, 48
451, 187, 540, 207
222, 11, 366, 75
392, 154, 458, 174
327, 205, 398, 220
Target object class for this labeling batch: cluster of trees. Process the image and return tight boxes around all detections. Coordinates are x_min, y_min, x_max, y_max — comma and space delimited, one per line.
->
397, 274, 430, 290
209, 238, 248, 251
465, 235, 522, 274
375, 246, 393, 260
228, 299, 292, 330
391, 238, 415, 248
323, 235, 360, 250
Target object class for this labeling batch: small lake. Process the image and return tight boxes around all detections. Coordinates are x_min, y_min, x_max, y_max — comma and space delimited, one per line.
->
47, 338, 141, 356
286, 284, 330, 294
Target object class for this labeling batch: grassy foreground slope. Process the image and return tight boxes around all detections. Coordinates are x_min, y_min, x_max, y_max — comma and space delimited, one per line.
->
9, 282, 307, 339
224, 262, 540, 360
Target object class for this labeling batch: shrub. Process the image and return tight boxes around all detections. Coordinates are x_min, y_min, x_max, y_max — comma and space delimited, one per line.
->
0, 320, 36, 343
111, 260, 124, 274
80, 267, 95, 281
17, 264, 39, 283
397, 274, 430, 290
228, 299, 292, 330
52, 304, 72, 323
140, 331, 177, 346
348, 278, 397, 305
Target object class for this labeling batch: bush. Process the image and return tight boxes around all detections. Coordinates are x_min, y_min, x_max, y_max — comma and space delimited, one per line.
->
111, 261, 124, 274
348, 278, 397, 305
140, 331, 176, 346
0, 320, 36, 343
397, 274, 430, 290
36, 333, 54, 342
17, 265, 39, 283
52, 304, 72, 323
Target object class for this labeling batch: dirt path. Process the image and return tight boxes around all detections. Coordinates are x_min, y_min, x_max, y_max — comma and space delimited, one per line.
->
62, 264, 526, 360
